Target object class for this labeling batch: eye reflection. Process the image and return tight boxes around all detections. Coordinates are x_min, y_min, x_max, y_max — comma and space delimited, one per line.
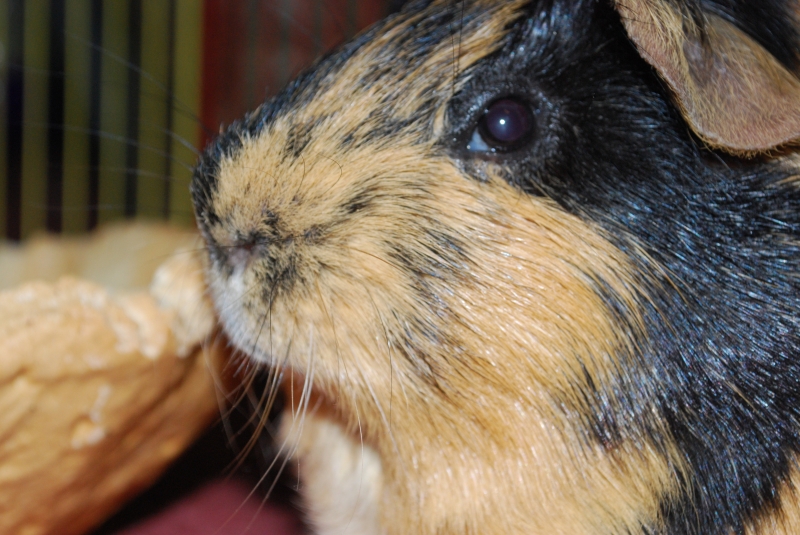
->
467, 97, 535, 153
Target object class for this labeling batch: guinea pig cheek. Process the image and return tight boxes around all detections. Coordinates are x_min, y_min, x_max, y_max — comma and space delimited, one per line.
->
410, 167, 683, 531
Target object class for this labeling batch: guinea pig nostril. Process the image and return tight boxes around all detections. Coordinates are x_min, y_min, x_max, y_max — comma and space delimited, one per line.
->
239, 240, 257, 254
227, 234, 267, 268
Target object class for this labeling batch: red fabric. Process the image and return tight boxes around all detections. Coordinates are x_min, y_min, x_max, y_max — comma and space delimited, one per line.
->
116, 480, 305, 535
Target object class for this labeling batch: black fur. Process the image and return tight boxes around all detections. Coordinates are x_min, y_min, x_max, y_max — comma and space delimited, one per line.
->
445, 1, 800, 533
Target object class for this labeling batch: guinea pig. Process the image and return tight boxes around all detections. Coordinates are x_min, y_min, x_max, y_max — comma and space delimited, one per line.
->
190, 1, 800, 533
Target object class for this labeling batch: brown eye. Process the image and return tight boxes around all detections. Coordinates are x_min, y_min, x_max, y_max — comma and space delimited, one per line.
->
468, 97, 535, 152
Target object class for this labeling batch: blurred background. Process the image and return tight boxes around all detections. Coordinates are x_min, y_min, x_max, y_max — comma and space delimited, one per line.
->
0, 0, 402, 241
0, 2, 402, 533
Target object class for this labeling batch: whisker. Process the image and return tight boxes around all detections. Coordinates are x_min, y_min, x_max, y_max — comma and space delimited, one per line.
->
16, 200, 195, 218
76, 76, 207, 140
449, 0, 459, 95
272, 0, 314, 44
228, 369, 282, 474
240, 349, 312, 510
60, 165, 191, 184
294, 154, 309, 197
236, 367, 280, 461
264, 351, 315, 500
62, 30, 213, 139
313, 277, 341, 404
312, 275, 379, 531
216, 356, 300, 534
216, 356, 270, 451
212, 352, 268, 475
344, 374, 367, 533
21, 122, 198, 172
202, 339, 262, 480
319, 153, 345, 196
131, 113, 201, 156
457, 0, 465, 88
216, 278, 290, 472
318, 0, 350, 37
222, 365, 263, 443
23, 202, 132, 214
349, 244, 405, 272
363, 284, 406, 458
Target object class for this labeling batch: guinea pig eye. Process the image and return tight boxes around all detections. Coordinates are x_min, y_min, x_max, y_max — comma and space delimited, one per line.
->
467, 97, 535, 152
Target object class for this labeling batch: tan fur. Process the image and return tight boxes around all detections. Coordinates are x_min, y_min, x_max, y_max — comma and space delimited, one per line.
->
615, 0, 800, 153
281, 383, 384, 535
746, 465, 800, 534
205, 3, 689, 527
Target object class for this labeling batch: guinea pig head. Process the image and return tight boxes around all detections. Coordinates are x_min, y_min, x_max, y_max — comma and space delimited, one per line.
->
192, 0, 800, 533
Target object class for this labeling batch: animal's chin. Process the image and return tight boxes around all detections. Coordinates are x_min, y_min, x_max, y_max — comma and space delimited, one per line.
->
207, 282, 271, 364
216, 306, 281, 365
211, 289, 309, 374
229, 332, 274, 365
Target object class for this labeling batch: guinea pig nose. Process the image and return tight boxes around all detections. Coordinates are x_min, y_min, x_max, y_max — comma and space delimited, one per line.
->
227, 233, 267, 268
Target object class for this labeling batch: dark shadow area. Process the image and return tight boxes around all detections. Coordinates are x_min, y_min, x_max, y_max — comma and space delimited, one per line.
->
91, 378, 299, 535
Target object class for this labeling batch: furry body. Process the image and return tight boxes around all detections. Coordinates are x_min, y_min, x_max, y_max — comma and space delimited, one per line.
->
191, 1, 800, 533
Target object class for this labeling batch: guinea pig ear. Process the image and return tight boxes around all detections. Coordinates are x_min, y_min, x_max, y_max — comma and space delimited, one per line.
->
614, 0, 800, 154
